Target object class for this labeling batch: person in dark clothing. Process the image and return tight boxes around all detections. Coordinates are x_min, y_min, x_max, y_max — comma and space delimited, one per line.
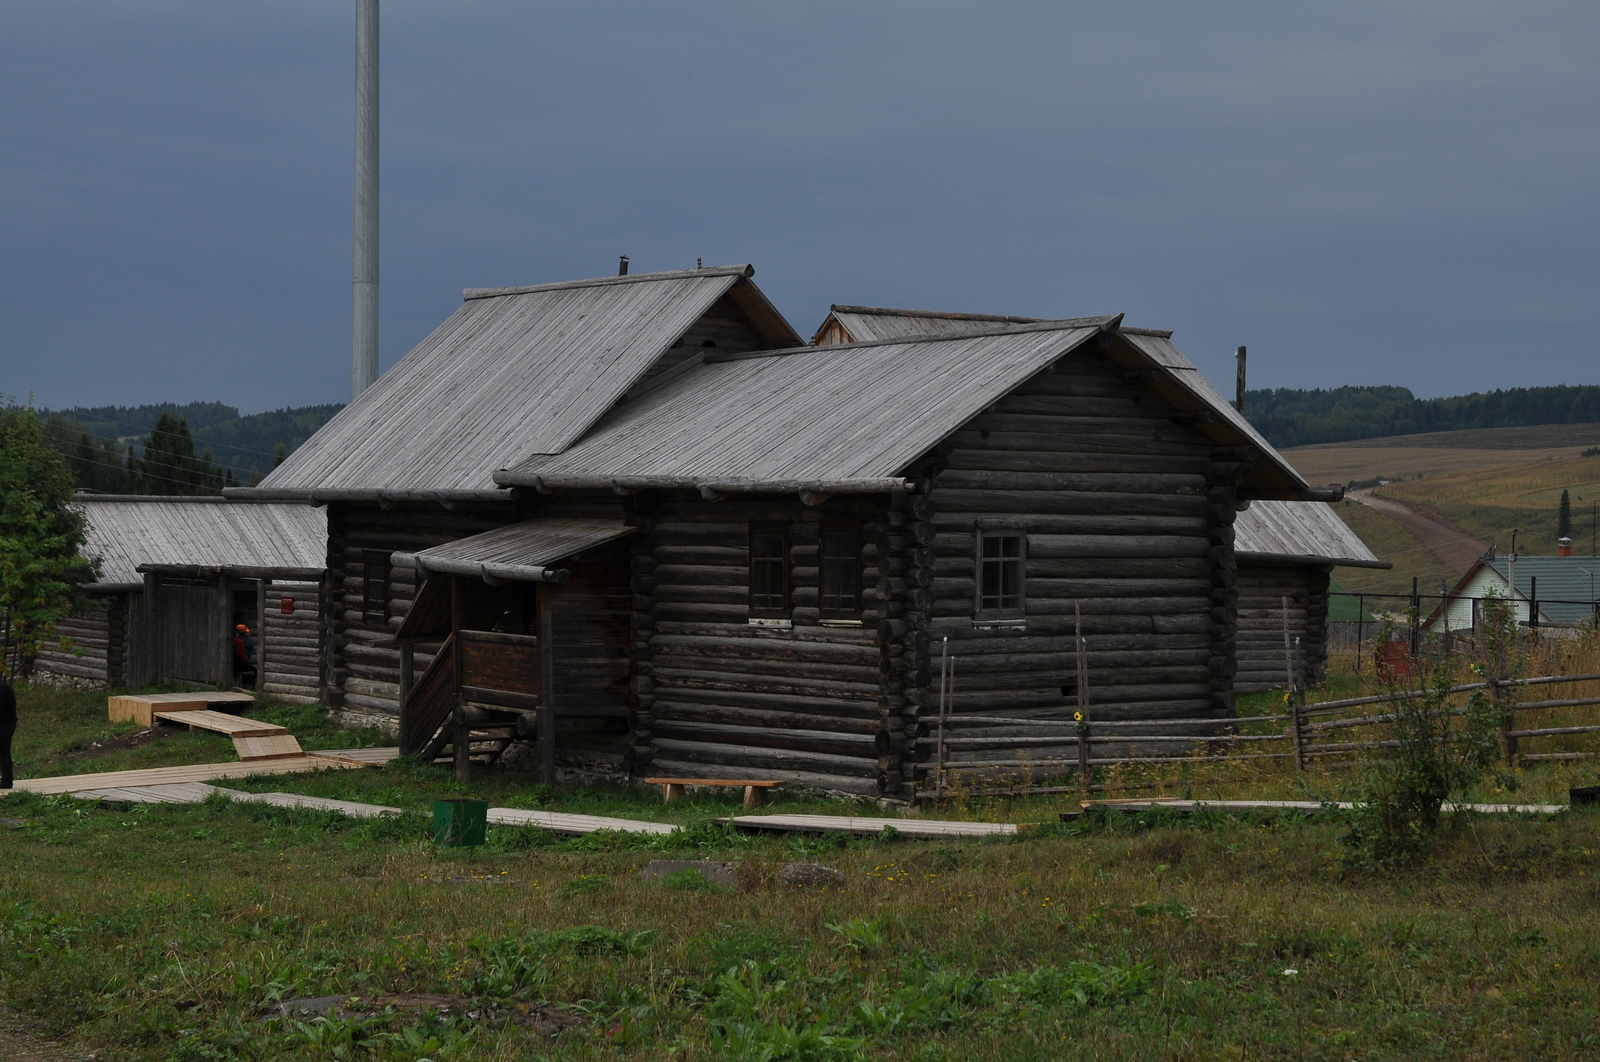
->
232, 625, 257, 686
0, 676, 16, 790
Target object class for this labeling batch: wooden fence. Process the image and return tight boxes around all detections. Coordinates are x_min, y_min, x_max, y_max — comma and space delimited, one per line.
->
917, 671, 1600, 800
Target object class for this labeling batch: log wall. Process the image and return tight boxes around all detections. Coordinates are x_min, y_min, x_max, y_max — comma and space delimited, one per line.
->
262, 579, 322, 703
632, 493, 891, 795
325, 501, 521, 718
33, 595, 126, 686
889, 343, 1249, 792
1235, 563, 1330, 693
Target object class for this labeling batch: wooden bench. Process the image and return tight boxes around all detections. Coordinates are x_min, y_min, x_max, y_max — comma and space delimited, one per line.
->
644, 777, 786, 809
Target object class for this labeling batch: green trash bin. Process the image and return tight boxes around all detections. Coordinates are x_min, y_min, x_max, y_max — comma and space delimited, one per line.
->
433, 798, 488, 847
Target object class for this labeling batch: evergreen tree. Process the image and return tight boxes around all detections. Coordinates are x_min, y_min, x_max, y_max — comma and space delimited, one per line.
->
1559, 489, 1573, 539
0, 399, 99, 676
137, 413, 223, 495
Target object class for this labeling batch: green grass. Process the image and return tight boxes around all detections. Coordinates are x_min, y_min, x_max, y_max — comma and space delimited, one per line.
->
5, 683, 1600, 1059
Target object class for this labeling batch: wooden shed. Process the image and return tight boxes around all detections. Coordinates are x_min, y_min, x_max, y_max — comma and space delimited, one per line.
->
32, 496, 326, 698
236, 270, 1341, 795
1232, 500, 1388, 692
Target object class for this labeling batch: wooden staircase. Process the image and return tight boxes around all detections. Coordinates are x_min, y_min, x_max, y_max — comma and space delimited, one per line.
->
399, 635, 519, 767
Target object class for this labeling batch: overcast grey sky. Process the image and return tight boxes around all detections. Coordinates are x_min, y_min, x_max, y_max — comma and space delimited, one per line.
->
3, 1, 1596, 413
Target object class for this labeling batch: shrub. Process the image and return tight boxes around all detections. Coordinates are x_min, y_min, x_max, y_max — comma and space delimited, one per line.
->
1342, 599, 1513, 866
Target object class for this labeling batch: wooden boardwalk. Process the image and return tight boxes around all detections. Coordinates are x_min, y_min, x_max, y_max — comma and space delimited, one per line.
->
724, 814, 1019, 838
487, 807, 678, 836
4, 752, 376, 796
1079, 798, 1568, 816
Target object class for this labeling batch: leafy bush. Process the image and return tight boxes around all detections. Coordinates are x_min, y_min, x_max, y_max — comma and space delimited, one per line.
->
1343, 599, 1514, 866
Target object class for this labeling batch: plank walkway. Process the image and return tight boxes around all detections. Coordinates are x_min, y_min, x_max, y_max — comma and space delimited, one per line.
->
4, 752, 375, 796
1080, 798, 1568, 815
487, 807, 678, 836
23, 778, 676, 836
724, 814, 1019, 838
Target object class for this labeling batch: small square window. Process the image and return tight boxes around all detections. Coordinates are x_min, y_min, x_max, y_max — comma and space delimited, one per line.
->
362, 550, 390, 624
976, 531, 1025, 616
819, 524, 862, 617
749, 524, 790, 617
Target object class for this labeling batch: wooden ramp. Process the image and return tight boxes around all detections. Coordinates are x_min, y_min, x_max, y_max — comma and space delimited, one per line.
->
152, 708, 305, 762
109, 692, 255, 728
487, 807, 678, 836
724, 814, 1019, 839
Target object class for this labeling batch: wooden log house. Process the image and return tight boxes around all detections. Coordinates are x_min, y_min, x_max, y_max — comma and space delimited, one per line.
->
236, 266, 1344, 795
35, 496, 326, 696
815, 305, 1389, 696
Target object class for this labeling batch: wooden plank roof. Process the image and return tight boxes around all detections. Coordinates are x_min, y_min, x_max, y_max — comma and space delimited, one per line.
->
393, 517, 636, 583
75, 496, 326, 590
243, 265, 799, 498
814, 304, 1045, 344
495, 318, 1117, 492
1234, 500, 1388, 568
807, 306, 1310, 496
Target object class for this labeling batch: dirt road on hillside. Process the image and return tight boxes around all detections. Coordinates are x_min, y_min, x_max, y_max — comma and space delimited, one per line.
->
1349, 489, 1493, 574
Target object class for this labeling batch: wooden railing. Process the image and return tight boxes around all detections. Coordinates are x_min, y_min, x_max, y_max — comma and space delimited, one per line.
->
914, 672, 1600, 800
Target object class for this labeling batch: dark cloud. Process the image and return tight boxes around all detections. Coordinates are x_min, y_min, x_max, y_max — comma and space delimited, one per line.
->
3, 1, 1595, 411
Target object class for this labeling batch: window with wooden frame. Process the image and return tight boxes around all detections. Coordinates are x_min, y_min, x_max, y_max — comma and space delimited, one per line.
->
361, 550, 390, 624
748, 523, 791, 618
975, 529, 1026, 619
819, 522, 863, 618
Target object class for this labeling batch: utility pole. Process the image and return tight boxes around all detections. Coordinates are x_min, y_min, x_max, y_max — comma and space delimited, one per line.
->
351, 0, 379, 400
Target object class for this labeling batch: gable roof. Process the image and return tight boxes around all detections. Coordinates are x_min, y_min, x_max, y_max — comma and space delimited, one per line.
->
808, 306, 1312, 496
496, 318, 1119, 493
1234, 500, 1388, 568
1434, 555, 1600, 626
75, 496, 326, 590
239, 265, 799, 499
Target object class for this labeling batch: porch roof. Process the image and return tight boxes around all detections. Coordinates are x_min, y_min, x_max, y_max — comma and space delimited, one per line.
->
393, 517, 637, 585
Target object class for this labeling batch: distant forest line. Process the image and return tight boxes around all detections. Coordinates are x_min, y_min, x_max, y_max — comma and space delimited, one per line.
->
34, 381, 1600, 494
41, 401, 343, 495
1242, 384, 1600, 449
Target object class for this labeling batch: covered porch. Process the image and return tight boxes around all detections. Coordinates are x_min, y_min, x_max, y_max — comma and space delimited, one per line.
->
391, 516, 636, 783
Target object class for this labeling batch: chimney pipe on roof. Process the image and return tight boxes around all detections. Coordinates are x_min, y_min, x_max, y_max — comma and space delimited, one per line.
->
618, 256, 629, 276
351, 0, 379, 400
1234, 346, 1247, 413
1559, 537, 1574, 557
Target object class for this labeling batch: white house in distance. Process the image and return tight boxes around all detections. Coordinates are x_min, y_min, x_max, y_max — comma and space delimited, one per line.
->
1428, 540, 1600, 632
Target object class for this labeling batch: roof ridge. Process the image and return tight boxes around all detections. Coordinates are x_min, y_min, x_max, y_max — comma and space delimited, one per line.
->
709, 315, 1123, 364
829, 304, 1045, 324
464, 264, 753, 301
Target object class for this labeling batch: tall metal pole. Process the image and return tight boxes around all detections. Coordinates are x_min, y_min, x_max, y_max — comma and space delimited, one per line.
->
351, 0, 379, 400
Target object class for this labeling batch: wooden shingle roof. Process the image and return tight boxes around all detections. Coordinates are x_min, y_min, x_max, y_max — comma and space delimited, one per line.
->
241, 265, 798, 499
75, 497, 327, 590
1234, 500, 1388, 568
496, 318, 1117, 493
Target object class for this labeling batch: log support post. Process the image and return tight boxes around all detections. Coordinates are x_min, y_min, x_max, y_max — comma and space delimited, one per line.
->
450, 576, 470, 783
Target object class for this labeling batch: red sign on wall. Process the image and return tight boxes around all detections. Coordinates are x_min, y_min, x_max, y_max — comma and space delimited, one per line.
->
280, 597, 295, 615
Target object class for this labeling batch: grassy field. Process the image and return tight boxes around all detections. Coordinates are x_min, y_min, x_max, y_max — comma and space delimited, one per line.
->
5, 668, 1600, 1061
1317, 500, 1457, 598
1283, 427, 1600, 599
